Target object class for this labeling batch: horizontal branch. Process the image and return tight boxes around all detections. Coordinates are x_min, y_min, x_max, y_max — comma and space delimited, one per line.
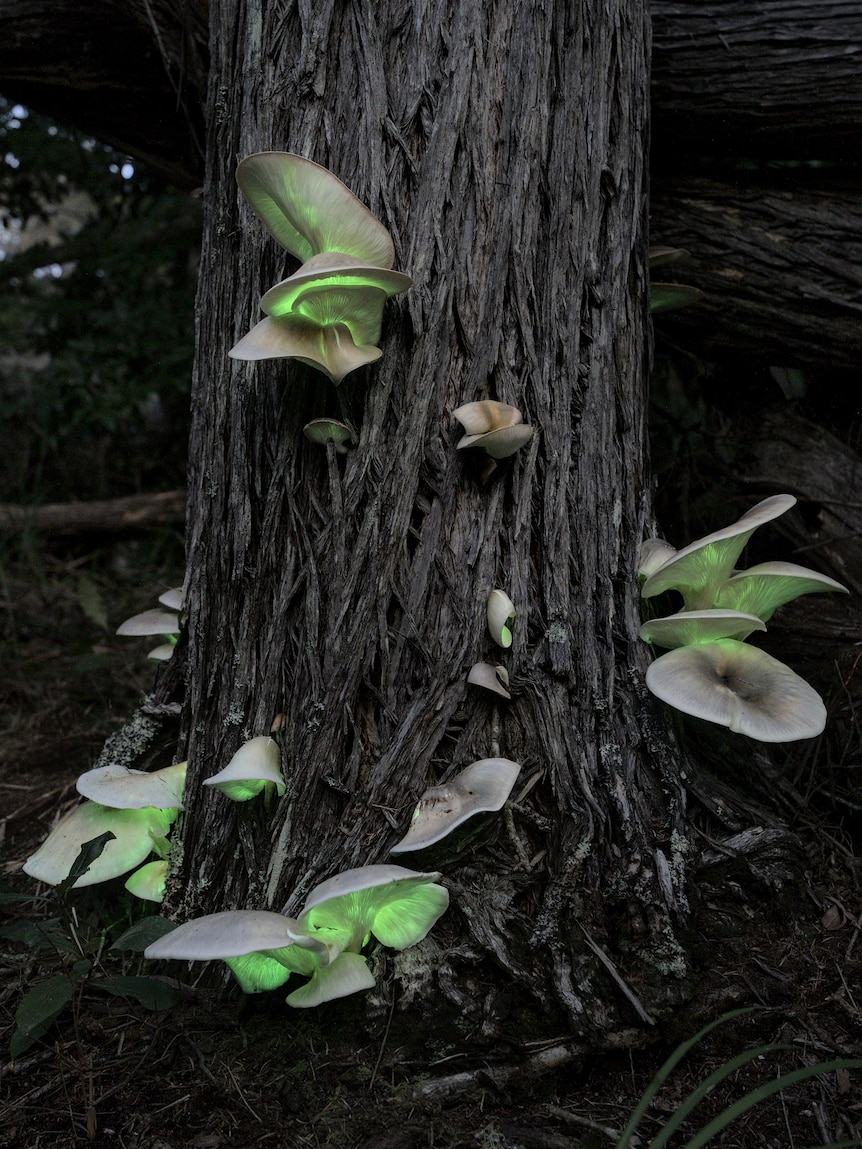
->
0, 489, 186, 536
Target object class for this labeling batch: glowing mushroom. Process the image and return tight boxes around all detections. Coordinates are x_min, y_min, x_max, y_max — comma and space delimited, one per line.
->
125, 859, 168, 903
116, 608, 180, 636
712, 561, 849, 622
641, 494, 797, 610
645, 639, 827, 742
202, 736, 285, 802
236, 152, 397, 268
639, 609, 766, 650
303, 418, 355, 454
487, 589, 516, 648
390, 758, 521, 854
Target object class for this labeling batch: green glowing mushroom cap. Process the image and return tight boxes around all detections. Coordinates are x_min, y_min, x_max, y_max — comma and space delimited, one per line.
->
236, 152, 396, 267
76, 762, 187, 809
712, 561, 849, 622
639, 609, 767, 649
260, 254, 412, 314
23, 802, 175, 887
303, 418, 355, 453
296, 865, 449, 954
202, 736, 285, 802
487, 588, 516, 648
125, 859, 168, 902
390, 758, 521, 854
116, 608, 180, 636
645, 639, 827, 742
641, 494, 797, 609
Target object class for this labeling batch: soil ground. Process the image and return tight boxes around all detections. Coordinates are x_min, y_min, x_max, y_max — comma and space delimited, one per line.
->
1, 534, 861, 1149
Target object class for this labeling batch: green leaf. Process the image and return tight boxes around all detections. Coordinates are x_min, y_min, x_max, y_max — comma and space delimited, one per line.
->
97, 975, 177, 1011
111, 916, 178, 952
10, 973, 77, 1057
55, 831, 117, 896
76, 573, 109, 631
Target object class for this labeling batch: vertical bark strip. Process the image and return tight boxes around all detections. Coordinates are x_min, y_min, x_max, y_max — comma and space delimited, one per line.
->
175, 0, 690, 1031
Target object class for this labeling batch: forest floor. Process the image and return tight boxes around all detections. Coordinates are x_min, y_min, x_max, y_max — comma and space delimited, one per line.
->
1, 541, 861, 1149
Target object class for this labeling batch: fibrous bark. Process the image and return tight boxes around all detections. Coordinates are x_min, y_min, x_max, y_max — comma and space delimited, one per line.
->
651, 177, 862, 372
160, 0, 692, 1033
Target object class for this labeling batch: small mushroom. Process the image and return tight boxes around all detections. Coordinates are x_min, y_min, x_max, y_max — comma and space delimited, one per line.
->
116, 608, 180, 636
638, 538, 677, 580
390, 758, 521, 854
125, 859, 168, 903
236, 152, 397, 268
147, 642, 176, 661
303, 418, 355, 454
645, 638, 827, 742
23, 802, 176, 888
712, 561, 849, 622
467, 662, 511, 700
487, 589, 516, 648
158, 587, 185, 611
202, 736, 285, 802
639, 609, 766, 649
453, 401, 533, 459
76, 762, 187, 810
641, 494, 797, 610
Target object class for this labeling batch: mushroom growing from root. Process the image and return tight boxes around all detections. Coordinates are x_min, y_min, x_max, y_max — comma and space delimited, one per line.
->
202, 736, 285, 802
390, 758, 522, 853
487, 589, 516, 648
645, 638, 827, 742
640, 494, 797, 610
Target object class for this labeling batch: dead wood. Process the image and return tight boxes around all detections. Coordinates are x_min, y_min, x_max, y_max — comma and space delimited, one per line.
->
0, 489, 186, 536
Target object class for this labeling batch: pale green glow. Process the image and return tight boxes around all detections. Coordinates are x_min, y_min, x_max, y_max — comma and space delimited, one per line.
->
236, 152, 396, 267
270, 285, 388, 346
225, 942, 322, 994
23, 803, 176, 888
639, 609, 766, 649
203, 736, 286, 802
713, 562, 848, 621
125, 859, 168, 902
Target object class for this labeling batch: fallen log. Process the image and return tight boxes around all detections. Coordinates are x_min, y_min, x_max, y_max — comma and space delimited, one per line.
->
651, 176, 862, 372
0, 489, 186, 536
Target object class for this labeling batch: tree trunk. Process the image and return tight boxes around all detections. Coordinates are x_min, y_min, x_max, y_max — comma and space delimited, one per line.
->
158, 0, 692, 1034
652, 0, 862, 161
651, 176, 862, 372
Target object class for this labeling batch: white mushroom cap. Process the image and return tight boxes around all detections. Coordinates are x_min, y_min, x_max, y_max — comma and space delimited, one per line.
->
713, 561, 849, 621
645, 639, 827, 742
390, 758, 522, 853
487, 589, 516, 648
143, 910, 328, 961
286, 951, 376, 1008
229, 314, 383, 383
116, 609, 180, 636
452, 401, 523, 437
638, 538, 677, 580
203, 736, 285, 801
462, 424, 534, 459
236, 152, 396, 268
23, 802, 175, 887
301, 864, 442, 911
641, 494, 797, 609
467, 662, 511, 700
76, 762, 187, 809
158, 587, 185, 611
639, 609, 766, 649
147, 643, 175, 661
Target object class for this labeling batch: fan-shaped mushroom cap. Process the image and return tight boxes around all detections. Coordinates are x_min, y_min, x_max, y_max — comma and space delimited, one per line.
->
158, 587, 184, 611
453, 401, 523, 437
645, 639, 826, 742
639, 609, 766, 649
286, 951, 376, 1008
236, 152, 396, 268
202, 736, 285, 802
147, 643, 175, 661
467, 662, 511, 700
390, 758, 521, 853
260, 254, 411, 314
23, 803, 175, 887
116, 609, 180, 636
229, 314, 383, 383
638, 538, 677, 580
465, 424, 534, 459
125, 859, 168, 902
302, 418, 354, 453
144, 909, 328, 962
487, 589, 516, 648
641, 494, 797, 609
296, 865, 449, 954
713, 561, 849, 621
76, 762, 187, 810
